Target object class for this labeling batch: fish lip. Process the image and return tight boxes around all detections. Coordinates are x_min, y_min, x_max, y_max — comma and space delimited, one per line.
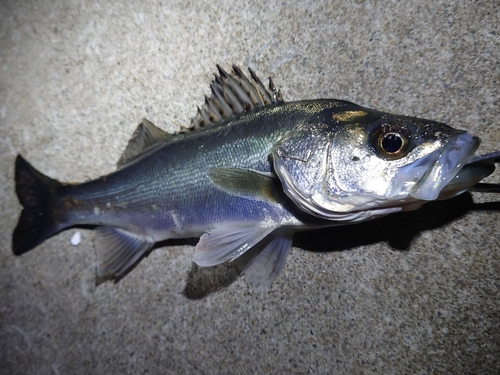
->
410, 132, 480, 200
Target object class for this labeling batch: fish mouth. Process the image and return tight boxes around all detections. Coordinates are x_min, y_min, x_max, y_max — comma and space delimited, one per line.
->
409, 132, 480, 201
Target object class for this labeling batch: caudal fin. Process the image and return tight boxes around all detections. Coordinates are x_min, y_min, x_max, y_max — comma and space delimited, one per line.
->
13, 155, 66, 255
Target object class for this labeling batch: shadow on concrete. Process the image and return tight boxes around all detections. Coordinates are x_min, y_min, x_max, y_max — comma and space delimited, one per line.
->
181, 192, 500, 299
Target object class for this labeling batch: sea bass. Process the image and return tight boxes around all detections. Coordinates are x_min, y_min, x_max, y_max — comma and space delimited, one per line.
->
13, 65, 498, 290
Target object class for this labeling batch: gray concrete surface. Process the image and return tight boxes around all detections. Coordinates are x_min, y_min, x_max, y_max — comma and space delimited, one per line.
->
1, 0, 499, 374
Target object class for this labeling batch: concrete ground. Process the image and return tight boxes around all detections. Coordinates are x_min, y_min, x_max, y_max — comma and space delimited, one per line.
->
1, 0, 499, 374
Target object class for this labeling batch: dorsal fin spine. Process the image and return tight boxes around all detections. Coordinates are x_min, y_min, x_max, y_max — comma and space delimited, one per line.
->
196, 106, 209, 128
221, 70, 254, 110
204, 96, 222, 122
232, 65, 262, 106
213, 76, 244, 113
249, 67, 272, 105
216, 64, 230, 79
210, 84, 233, 118
190, 65, 285, 130
268, 76, 283, 102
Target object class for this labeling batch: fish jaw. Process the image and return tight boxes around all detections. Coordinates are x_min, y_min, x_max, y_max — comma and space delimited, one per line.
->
408, 132, 480, 200
437, 150, 497, 199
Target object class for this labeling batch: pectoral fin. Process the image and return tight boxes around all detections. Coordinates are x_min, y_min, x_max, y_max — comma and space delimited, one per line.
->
193, 223, 277, 267
208, 167, 283, 203
93, 227, 153, 283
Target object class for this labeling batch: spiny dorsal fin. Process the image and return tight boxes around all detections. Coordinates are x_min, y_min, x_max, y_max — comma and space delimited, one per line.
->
117, 118, 172, 168
190, 65, 284, 129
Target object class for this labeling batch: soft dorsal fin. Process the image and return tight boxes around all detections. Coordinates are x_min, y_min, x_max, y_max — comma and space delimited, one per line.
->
118, 66, 284, 168
117, 118, 172, 168
190, 65, 284, 129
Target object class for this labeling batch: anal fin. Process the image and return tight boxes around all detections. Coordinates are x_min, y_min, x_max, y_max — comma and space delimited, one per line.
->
93, 227, 153, 283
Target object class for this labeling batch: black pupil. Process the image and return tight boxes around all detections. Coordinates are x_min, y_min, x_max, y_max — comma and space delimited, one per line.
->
382, 133, 403, 153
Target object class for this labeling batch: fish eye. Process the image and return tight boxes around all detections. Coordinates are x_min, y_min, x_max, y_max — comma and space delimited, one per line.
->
381, 133, 404, 153
370, 123, 411, 160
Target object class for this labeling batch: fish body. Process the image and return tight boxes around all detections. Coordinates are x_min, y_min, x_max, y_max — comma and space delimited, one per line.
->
13, 66, 497, 289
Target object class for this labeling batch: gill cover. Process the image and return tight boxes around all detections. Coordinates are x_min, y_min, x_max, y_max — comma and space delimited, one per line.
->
270, 118, 407, 220
270, 121, 355, 219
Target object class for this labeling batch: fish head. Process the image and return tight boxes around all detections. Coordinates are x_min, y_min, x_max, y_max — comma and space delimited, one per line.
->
271, 104, 480, 220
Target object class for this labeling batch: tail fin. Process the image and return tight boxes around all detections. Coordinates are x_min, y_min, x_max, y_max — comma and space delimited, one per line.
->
13, 155, 65, 255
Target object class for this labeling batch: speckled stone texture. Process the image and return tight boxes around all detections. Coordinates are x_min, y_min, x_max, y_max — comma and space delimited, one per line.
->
1, 1, 499, 374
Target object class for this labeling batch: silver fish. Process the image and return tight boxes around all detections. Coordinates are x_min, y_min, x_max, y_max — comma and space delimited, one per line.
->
12, 65, 498, 290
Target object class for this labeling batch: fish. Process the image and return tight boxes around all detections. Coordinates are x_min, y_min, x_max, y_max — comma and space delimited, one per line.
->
12, 65, 499, 290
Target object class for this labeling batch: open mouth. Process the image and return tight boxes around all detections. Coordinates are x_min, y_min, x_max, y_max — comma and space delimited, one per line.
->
410, 132, 480, 201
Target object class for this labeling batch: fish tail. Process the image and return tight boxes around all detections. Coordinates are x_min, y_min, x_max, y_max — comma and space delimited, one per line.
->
13, 155, 67, 255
